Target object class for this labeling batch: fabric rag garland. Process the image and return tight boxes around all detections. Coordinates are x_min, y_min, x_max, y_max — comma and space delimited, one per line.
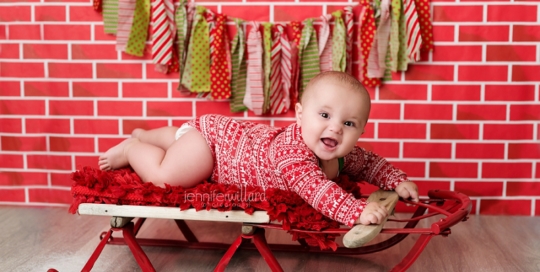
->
94, 0, 434, 115
69, 167, 364, 250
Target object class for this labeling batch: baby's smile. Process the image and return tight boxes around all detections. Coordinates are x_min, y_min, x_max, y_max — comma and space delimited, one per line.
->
321, 137, 338, 149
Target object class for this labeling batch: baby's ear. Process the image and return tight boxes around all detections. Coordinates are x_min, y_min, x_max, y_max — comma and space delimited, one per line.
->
295, 103, 303, 126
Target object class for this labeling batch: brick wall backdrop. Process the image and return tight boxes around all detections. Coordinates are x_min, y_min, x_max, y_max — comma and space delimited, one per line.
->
0, 0, 539, 216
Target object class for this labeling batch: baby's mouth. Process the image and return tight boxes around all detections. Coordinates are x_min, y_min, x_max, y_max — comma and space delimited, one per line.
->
321, 138, 338, 148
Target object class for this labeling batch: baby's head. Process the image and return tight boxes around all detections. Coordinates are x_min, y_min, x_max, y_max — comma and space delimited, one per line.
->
295, 71, 371, 161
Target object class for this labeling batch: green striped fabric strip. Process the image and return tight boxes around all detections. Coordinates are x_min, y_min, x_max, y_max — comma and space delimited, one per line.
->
262, 22, 272, 113
102, 0, 119, 34
229, 18, 247, 112
298, 18, 320, 99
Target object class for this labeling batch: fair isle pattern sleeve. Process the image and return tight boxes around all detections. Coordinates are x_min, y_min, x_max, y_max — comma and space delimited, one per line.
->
342, 146, 409, 190
271, 139, 366, 227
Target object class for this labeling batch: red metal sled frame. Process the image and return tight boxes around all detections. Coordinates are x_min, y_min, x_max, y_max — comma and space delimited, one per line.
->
79, 190, 471, 272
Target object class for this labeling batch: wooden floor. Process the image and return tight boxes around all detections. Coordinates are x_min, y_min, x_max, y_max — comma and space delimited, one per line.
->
1, 206, 539, 272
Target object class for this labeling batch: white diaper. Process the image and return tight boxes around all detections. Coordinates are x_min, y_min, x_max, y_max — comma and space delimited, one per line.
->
175, 123, 193, 140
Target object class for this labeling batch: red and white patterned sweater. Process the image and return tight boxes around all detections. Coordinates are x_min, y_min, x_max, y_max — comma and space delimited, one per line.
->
188, 114, 408, 227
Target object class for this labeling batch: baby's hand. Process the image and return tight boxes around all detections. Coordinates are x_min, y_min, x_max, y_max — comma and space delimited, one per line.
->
395, 181, 419, 203
357, 202, 388, 225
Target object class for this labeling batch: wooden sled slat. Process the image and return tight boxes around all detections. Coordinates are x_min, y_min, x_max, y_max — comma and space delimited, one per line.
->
77, 203, 270, 223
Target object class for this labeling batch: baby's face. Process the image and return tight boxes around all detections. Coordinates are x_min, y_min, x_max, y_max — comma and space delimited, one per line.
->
295, 79, 369, 161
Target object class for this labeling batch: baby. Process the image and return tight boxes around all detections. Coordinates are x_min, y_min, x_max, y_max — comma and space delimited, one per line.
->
99, 71, 418, 227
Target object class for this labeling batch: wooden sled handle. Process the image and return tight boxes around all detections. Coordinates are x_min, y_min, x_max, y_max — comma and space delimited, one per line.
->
343, 189, 399, 248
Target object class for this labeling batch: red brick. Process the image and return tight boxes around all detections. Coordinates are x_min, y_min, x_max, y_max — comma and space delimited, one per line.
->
0, 62, 44, 77
0, 171, 48, 186
25, 118, 71, 134
537, 163, 540, 179
486, 45, 536, 62
1, 136, 47, 151
513, 25, 540, 42
433, 5, 483, 22
0, 99, 45, 115
51, 172, 73, 186
431, 85, 481, 101
508, 143, 540, 159
415, 180, 451, 196
512, 65, 540, 81
356, 141, 400, 158
98, 101, 142, 116
0, 25, 5, 39
48, 62, 93, 78
147, 101, 192, 117
483, 162, 532, 179
96, 63, 143, 79
480, 199, 531, 216
24, 81, 69, 97
456, 143, 505, 159
122, 119, 169, 135
404, 104, 453, 120
404, 64, 454, 81
0, 43, 19, 58
8, 24, 41, 40
458, 65, 508, 82
69, 6, 103, 22
43, 24, 91, 40
431, 123, 480, 140
488, 5, 537, 22
403, 142, 452, 159
74, 119, 119, 134
50, 136, 94, 152
145, 64, 183, 79
378, 84, 428, 100
98, 137, 126, 152
74, 155, 100, 171
72, 44, 118, 60
23, 43, 68, 60
511, 104, 540, 121
28, 188, 72, 204
27, 155, 72, 170
485, 85, 535, 101
432, 25, 455, 42
0, 6, 31, 22
49, 100, 93, 116
370, 103, 401, 120
94, 25, 116, 41
35, 5, 66, 21
274, 6, 322, 21
455, 181, 504, 197
0, 118, 22, 133
0, 189, 25, 202
459, 25, 509, 42
484, 124, 534, 140
388, 161, 425, 178
429, 162, 478, 178
432, 45, 482, 62
378, 123, 427, 139
195, 101, 245, 117
220, 6, 269, 21
0, 154, 24, 168
122, 82, 168, 98
507, 182, 540, 196
0, 81, 21, 96
73, 82, 119, 97
457, 104, 507, 121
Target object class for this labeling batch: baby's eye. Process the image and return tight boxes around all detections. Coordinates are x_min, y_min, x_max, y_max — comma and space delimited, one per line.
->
320, 113, 329, 118
344, 121, 355, 127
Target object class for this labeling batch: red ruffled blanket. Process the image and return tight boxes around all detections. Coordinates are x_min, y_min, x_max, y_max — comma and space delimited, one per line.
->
70, 167, 363, 250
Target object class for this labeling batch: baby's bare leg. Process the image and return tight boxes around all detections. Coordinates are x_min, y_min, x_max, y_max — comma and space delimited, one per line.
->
131, 126, 179, 150
125, 128, 214, 188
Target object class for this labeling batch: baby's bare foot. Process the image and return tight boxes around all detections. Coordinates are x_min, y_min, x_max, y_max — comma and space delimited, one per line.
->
98, 138, 136, 170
